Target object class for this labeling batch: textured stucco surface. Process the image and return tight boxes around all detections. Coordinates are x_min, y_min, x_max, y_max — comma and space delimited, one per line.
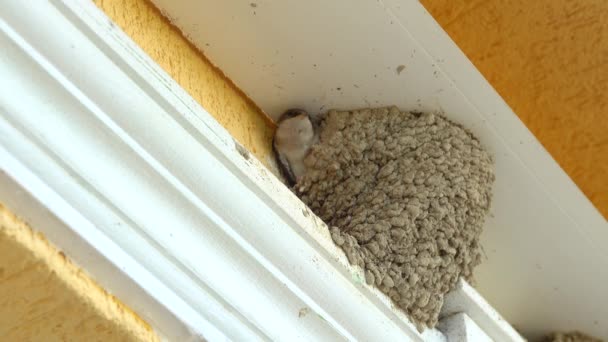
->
94, 0, 276, 167
421, 0, 608, 218
0, 204, 159, 342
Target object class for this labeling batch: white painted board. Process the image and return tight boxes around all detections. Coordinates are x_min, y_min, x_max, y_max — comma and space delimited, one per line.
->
438, 313, 492, 342
441, 279, 524, 342
151, 0, 608, 340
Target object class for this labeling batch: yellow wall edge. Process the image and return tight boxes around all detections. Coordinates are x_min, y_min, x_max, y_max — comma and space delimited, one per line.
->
0, 203, 159, 341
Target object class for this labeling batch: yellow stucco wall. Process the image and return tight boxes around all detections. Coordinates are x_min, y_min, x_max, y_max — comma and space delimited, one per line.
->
421, 0, 608, 218
0, 204, 159, 342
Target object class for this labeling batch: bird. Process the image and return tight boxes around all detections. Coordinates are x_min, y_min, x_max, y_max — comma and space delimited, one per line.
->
273, 109, 317, 186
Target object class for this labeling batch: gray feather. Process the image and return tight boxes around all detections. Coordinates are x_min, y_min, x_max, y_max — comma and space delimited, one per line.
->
273, 138, 297, 186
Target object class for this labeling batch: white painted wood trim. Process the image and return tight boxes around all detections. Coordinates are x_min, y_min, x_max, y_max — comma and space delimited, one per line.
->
148, 0, 608, 339
438, 312, 493, 342
0, 1, 467, 340
440, 280, 525, 342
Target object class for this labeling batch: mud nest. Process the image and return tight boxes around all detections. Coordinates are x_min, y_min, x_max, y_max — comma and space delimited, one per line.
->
296, 107, 494, 329
543, 331, 604, 342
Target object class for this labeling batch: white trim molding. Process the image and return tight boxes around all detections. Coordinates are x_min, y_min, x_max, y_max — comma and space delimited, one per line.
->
0, 1, 526, 341
150, 0, 608, 339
